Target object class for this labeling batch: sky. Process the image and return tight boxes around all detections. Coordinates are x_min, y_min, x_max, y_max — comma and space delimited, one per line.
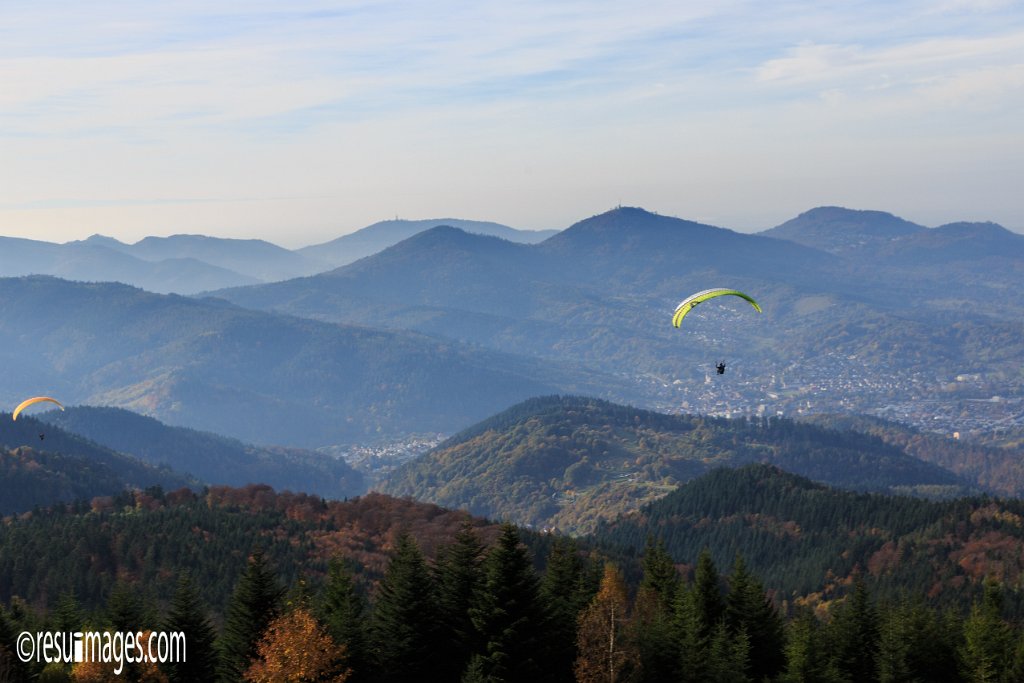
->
1, 0, 1022, 247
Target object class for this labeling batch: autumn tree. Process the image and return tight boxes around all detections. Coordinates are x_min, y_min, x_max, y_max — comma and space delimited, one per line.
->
72, 631, 169, 683
243, 608, 348, 683
574, 563, 639, 683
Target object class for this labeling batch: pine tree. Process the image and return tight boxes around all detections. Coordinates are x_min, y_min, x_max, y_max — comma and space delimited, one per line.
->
958, 579, 1014, 683
875, 598, 960, 683
574, 563, 639, 683
0, 604, 32, 683
52, 592, 84, 633
724, 555, 785, 681
105, 580, 147, 633
706, 621, 750, 683
779, 609, 840, 683
434, 523, 486, 682
633, 538, 680, 683
369, 533, 441, 682
162, 573, 218, 683
675, 587, 708, 683
541, 536, 593, 683
692, 548, 724, 641
828, 576, 879, 682
219, 548, 285, 683
319, 558, 368, 682
875, 602, 912, 683
470, 523, 549, 681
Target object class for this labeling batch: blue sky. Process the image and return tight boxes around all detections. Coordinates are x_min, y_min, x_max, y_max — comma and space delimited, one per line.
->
1, 0, 1022, 246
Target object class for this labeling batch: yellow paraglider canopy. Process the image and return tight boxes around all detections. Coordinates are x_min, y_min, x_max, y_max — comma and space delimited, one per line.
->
12, 396, 65, 421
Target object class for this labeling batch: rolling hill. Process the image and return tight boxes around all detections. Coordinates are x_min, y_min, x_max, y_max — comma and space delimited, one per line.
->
0, 235, 261, 293
40, 406, 366, 499
378, 396, 972, 534
0, 276, 623, 447
591, 463, 1024, 607
0, 412, 194, 514
297, 217, 558, 266
83, 233, 331, 282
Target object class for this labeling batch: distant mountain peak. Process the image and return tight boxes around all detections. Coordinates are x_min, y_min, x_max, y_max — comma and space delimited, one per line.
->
763, 206, 926, 253
81, 233, 127, 247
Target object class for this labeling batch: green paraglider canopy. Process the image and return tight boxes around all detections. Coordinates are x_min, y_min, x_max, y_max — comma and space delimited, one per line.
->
672, 288, 761, 328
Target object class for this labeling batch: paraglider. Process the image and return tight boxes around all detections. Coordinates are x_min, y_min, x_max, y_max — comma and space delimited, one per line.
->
672, 288, 761, 328
672, 288, 761, 375
12, 396, 65, 421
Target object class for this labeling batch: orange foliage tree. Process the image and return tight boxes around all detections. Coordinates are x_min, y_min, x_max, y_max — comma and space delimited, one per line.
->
575, 563, 640, 683
244, 608, 349, 683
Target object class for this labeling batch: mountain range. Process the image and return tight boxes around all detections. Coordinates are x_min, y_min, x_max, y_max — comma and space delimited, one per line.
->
209, 206, 1024, 428
0, 219, 555, 294
3, 204, 1021, 449
0, 276, 623, 447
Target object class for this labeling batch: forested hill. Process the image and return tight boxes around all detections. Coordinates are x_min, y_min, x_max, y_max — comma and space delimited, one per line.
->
592, 464, 1024, 610
41, 406, 365, 500
799, 413, 1024, 498
0, 413, 194, 514
0, 486, 515, 616
379, 396, 971, 534
0, 276, 616, 446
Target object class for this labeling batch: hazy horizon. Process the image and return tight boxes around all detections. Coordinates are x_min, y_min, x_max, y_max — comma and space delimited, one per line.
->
2, 1, 1022, 247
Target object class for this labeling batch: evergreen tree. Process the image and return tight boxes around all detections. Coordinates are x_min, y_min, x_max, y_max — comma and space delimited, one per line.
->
779, 609, 841, 683
876, 598, 960, 683
219, 548, 285, 683
706, 621, 750, 683
828, 576, 879, 682
105, 581, 147, 633
461, 654, 499, 683
541, 536, 593, 683
692, 548, 724, 641
0, 604, 32, 683
633, 538, 680, 683
574, 563, 638, 683
434, 523, 486, 682
470, 524, 549, 682
724, 555, 785, 681
369, 533, 440, 683
162, 574, 218, 683
319, 558, 368, 682
51, 592, 84, 633
958, 579, 1014, 683
675, 587, 708, 683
